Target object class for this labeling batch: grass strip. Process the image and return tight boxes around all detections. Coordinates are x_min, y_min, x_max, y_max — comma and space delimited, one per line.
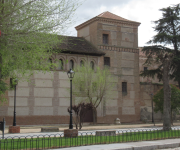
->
0, 129, 180, 150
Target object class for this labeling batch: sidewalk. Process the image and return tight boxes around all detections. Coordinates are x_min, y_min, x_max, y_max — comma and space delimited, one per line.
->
4, 122, 180, 134
49, 138, 180, 150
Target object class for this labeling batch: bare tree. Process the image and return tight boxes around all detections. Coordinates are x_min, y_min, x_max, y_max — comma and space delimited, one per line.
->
72, 63, 115, 124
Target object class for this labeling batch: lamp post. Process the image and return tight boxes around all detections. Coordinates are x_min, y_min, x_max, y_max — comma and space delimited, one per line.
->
12, 78, 18, 126
150, 93, 155, 126
67, 69, 75, 129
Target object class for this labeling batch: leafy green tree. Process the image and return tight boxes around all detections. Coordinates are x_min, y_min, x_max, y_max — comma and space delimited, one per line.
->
141, 46, 174, 130
72, 63, 115, 124
140, 3, 180, 130
0, 0, 80, 101
153, 85, 180, 125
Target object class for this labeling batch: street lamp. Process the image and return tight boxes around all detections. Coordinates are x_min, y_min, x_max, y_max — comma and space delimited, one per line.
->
10, 78, 18, 126
67, 69, 75, 129
150, 93, 155, 125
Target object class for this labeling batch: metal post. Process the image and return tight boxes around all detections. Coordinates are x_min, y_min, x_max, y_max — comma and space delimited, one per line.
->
13, 84, 16, 126
69, 79, 73, 129
2, 118, 5, 139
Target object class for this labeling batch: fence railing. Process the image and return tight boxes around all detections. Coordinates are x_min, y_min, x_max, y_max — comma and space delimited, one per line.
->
1, 127, 180, 150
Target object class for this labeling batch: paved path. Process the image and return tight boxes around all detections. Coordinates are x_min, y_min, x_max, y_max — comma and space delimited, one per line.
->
47, 139, 180, 150
2, 126, 179, 138
1, 127, 160, 139
3, 123, 173, 134
3, 126, 180, 139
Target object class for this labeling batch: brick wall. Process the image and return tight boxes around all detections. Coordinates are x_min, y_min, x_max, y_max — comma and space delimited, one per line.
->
0, 53, 100, 125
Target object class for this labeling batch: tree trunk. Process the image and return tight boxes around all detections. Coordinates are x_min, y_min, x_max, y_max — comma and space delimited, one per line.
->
177, 64, 180, 88
178, 80, 180, 89
163, 60, 171, 131
92, 107, 97, 124
171, 110, 173, 126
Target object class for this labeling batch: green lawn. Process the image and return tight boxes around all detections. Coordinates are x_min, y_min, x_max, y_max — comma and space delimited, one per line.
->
1, 130, 180, 150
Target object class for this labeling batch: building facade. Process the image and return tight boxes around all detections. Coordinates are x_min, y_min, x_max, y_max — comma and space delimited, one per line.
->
0, 11, 144, 125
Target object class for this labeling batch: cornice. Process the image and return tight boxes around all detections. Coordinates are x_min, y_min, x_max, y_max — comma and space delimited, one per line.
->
98, 45, 139, 54
75, 17, 141, 31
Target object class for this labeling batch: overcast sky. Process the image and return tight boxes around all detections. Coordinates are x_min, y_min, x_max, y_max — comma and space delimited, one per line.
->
65, 0, 179, 47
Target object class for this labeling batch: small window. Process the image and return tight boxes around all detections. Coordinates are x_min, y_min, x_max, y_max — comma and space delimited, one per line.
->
104, 57, 110, 67
69, 60, 74, 69
144, 67, 148, 71
90, 61, 94, 70
103, 34, 108, 44
80, 60, 84, 67
122, 82, 127, 95
58, 59, 63, 70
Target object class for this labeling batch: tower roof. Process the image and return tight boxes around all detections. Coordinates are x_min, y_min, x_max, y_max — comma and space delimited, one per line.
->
75, 11, 140, 30
97, 11, 133, 22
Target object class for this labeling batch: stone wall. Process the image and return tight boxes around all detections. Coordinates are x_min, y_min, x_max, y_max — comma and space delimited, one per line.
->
0, 49, 142, 125
139, 83, 163, 121
0, 53, 100, 125
97, 22, 138, 48
95, 50, 140, 123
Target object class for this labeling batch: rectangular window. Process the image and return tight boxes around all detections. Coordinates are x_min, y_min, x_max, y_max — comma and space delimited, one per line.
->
103, 34, 108, 44
122, 82, 127, 95
104, 57, 110, 67
144, 67, 148, 71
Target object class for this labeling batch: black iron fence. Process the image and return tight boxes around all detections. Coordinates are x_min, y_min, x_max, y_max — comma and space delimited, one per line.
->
1, 127, 180, 150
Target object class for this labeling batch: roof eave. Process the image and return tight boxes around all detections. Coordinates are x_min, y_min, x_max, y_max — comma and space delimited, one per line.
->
75, 17, 141, 30
61, 50, 105, 56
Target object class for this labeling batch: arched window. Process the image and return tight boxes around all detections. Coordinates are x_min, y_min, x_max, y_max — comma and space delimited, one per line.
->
90, 61, 94, 70
80, 60, 84, 67
69, 60, 74, 69
58, 59, 63, 70
48, 58, 52, 69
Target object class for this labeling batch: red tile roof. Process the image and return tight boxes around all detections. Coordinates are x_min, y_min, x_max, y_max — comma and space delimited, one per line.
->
75, 11, 140, 30
97, 11, 133, 22
55, 36, 105, 56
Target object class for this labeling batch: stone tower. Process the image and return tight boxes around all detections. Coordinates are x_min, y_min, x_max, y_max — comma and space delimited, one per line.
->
75, 11, 141, 123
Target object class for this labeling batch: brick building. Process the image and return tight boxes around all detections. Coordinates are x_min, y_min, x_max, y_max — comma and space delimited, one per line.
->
138, 47, 177, 121
1, 11, 144, 125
